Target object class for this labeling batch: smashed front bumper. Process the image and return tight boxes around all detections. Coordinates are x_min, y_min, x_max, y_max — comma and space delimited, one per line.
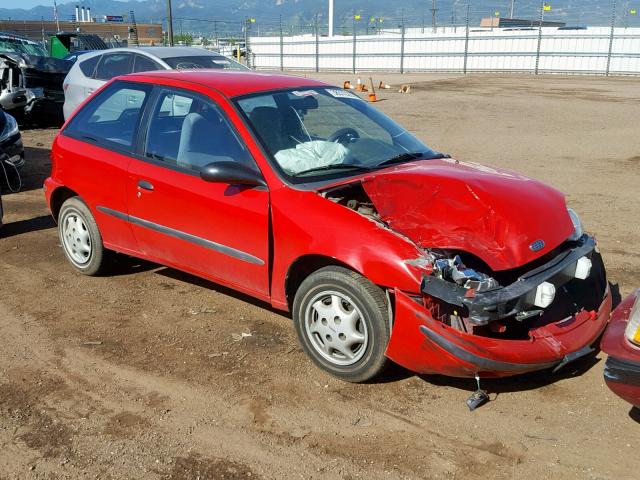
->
386, 237, 611, 378
386, 288, 610, 377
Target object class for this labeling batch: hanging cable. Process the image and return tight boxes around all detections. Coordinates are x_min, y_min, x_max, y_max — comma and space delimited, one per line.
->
0, 153, 22, 194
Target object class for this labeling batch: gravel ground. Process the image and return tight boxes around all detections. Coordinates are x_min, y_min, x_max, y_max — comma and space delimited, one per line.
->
1, 73, 639, 479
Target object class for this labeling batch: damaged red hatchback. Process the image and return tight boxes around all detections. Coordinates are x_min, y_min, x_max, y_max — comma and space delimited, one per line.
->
46, 71, 616, 382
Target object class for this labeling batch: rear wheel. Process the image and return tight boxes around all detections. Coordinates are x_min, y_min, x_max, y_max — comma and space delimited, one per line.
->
58, 197, 106, 276
293, 266, 390, 383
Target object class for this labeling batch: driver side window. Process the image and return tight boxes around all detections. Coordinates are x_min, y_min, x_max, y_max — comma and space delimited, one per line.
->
144, 88, 255, 173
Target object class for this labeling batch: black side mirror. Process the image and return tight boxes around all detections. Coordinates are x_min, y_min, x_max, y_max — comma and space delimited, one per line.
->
200, 161, 266, 187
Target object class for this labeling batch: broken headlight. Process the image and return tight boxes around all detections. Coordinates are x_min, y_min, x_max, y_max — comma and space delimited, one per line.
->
567, 208, 583, 241
433, 255, 499, 292
0, 111, 18, 142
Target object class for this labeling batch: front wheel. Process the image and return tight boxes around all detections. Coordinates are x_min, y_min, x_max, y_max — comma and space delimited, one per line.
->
58, 197, 106, 276
292, 266, 390, 383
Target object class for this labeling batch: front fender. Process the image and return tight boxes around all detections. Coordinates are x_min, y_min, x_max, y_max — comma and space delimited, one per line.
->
269, 186, 425, 310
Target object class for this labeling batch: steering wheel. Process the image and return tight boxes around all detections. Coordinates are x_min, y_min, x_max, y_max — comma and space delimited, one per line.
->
328, 127, 360, 145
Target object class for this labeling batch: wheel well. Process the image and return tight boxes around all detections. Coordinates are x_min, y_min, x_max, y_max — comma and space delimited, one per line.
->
284, 255, 355, 310
50, 187, 78, 221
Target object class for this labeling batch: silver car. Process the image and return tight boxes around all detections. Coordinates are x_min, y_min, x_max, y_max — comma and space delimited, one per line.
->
62, 47, 249, 120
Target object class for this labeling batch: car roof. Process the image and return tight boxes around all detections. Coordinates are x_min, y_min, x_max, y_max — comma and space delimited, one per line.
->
82, 46, 225, 60
0, 31, 39, 44
122, 70, 331, 98
136, 46, 224, 59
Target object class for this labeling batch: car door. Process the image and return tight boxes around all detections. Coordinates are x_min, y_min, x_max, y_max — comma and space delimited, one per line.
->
59, 80, 153, 252
126, 86, 270, 298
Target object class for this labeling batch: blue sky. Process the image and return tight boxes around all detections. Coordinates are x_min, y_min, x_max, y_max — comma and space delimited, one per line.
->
12, 0, 131, 8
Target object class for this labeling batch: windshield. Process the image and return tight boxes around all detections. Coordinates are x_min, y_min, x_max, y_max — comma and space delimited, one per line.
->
0, 38, 47, 56
235, 87, 440, 182
163, 55, 248, 71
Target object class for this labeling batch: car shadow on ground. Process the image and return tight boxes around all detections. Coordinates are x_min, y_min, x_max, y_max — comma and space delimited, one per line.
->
97, 255, 618, 395
418, 353, 601, 396
106, 254, 163, 277
155, 266, 289, 315
0, 215, 55, 238
628, 407, 640, 424
610, 282, 622, 309
20, 146, 51, 193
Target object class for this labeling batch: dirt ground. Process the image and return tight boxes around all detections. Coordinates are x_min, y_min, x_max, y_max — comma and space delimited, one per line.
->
1, 73, 640, 479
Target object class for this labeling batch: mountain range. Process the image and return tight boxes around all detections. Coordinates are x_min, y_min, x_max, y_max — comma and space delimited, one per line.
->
0, 1, 633, 35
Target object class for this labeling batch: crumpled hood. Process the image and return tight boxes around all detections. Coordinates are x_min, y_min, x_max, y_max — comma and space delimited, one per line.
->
0, 53, 71, 73
359, 159, 574, 271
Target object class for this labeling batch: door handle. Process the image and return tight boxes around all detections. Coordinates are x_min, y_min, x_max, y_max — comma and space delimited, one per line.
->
137, 180, 154, 191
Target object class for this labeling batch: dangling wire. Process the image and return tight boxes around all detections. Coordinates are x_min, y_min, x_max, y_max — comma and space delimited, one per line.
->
0, 154, 22, 194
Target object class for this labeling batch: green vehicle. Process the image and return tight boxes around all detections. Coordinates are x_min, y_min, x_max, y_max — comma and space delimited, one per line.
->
49, 33, 108, 59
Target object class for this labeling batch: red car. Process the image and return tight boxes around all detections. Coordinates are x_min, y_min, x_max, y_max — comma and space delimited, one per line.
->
601, 290, 640, 408
45, 70, 619, 383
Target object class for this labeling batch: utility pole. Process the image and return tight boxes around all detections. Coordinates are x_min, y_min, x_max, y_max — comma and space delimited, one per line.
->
244, 17, 251, 69
279, 15, 283, 71
535, 1, 545, 74
451, 0, 460, 26
314, 12, 319, 72
166, 0, 174, 46
352, 10, 358, 74
53, 0, 60, 33
463, 2, 470, 74
606, 0, 618, 75
431, 0, 438, 32
328, 0, 334, 37
509, 0, 516, 19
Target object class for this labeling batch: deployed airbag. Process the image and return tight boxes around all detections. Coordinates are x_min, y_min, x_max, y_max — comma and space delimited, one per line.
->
275, 140, 348, 175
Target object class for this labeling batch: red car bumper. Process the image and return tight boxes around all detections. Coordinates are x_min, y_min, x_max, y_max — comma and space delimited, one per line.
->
601, 289, 640, 408
386, 286, 611, 378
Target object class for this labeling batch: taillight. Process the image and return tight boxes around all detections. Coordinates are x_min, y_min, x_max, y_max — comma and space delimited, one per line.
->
624, 295, 640, 347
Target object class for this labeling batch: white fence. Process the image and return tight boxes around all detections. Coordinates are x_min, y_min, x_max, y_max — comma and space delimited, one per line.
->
250, 26, 640, 75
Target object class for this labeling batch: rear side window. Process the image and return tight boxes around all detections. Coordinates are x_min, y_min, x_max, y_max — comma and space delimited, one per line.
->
162, 55, 247, 71
133, 54, 162, 73
94, 53, 133, 80
64, 81, 151, 150
78, 55, 99, 77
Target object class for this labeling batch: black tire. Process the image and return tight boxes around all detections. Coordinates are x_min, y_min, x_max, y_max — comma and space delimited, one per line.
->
293, 266, 390, 383
58, 197, 106, 276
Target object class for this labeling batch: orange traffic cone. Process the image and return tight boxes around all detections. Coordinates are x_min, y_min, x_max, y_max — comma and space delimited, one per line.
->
343, 80, 352, 89
368, 77, 377, 102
